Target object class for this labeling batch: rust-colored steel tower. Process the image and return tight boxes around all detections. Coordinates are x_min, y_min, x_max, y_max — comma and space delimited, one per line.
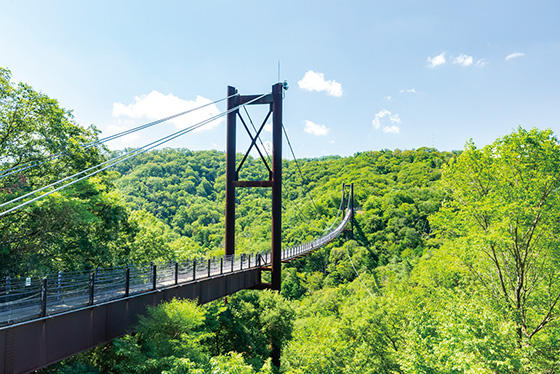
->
225, 83, 283, 291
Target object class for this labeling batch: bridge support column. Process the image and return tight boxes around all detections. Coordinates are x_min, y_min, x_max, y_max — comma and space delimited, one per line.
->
342, 183, 346, 218
350, 183, 354, 239
270, 82, 283, 292
225, 86, 238, 257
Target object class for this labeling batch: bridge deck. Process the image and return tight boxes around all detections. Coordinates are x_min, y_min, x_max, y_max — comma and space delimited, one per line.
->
0, 210, 351, 374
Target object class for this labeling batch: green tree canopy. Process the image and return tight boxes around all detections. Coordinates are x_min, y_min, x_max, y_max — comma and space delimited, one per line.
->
432, 127, 560, 351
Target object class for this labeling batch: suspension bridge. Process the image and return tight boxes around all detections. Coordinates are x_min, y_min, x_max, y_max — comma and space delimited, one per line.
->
0, 83, 355, 374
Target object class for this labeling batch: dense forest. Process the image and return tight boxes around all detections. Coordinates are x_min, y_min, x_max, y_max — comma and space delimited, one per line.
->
2, 68, 560, 373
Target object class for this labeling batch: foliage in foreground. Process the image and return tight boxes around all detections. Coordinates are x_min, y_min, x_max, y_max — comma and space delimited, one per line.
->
42, 292, 289, 374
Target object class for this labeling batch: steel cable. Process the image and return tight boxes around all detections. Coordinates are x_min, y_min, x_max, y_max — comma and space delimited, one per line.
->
281, 123, 326, 224
0, 94, 267, 217
0, 93, 238, 179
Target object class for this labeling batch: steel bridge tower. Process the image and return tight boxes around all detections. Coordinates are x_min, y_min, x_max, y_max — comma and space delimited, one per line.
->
224, 83, 284, 291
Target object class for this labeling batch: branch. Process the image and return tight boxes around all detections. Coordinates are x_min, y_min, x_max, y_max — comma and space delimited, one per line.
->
528, 291, 560, 339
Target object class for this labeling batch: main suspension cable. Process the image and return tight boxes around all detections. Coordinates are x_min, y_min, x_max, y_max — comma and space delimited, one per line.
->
0, 94, 267, 217
281, 123, 324, 222
323, 190, 346, 231
0, 93, 237, 179
345, 241, 375, 300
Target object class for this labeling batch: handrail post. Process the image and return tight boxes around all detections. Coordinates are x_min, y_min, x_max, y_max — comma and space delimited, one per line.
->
193, 260, 196, 280
208, 259, 211, 278
175, 262, 179, 284
152, 263, 157, 290
41, 277, 47, 317
89, 272, 95, 306
57, 271, 62, 301
220, 257, 223, 274
125, 265, 130, 298
5, 276, 10, 304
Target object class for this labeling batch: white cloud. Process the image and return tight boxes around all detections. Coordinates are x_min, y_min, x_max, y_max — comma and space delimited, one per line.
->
264, 122, 272, 132
303, 120, 329, 136
372, 110, 401, 134
372, 110, 388, 129
383, 125, 400, 134
385, 96, 391, 101
427, 53, 446, 68
453, 54, 473, 67
298, 70, 343, 97
429, 53, 487, 68
399, 88, 417, 94
112, 91, 222, 132
475, 59, 488, 67
505, 52, 525, 61
329, 140, 335, 144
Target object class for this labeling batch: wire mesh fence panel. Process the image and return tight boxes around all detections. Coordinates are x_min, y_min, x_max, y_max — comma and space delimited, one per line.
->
0, 275, 42, 325
155, 262, 175, 288
0, 276, 42, 309
129, 265, 152, 295
46, 271, 91, 315
194, 259, 208, 279
223, 256, 234, 274
176, 262, 192, 283
208, 260, 221, 276
95, 267, 127, 304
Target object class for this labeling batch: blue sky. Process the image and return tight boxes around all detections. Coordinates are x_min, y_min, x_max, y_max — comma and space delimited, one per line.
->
1, 0, 559, 158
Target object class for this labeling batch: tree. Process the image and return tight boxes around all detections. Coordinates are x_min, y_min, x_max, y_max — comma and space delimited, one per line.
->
94, 298, 211, 374
205, 290, 294, 370
432, 128, 560, 353
281, 267, 305, 300
0, 68, 103, 186
210, 352, 273, 374
0, 68, 136, 275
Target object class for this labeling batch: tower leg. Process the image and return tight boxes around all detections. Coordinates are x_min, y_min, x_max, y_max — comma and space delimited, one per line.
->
270, 82, 283, 292
225, 86, 238, 257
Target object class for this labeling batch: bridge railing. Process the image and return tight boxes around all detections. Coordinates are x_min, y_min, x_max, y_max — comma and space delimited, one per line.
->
0, 254, 267, 326
282, 208, 352, 261
0, 208, 352, 327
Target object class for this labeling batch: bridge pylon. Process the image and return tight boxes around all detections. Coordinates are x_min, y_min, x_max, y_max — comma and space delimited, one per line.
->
225, 83, 284, 291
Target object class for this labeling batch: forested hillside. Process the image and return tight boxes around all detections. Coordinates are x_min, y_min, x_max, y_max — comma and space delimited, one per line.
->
34, 145, 454, 374
109, 146, 451, 264
3, 69, 560, 372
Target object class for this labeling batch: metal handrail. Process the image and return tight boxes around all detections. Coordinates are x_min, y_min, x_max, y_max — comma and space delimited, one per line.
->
0, 208, 352, 326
